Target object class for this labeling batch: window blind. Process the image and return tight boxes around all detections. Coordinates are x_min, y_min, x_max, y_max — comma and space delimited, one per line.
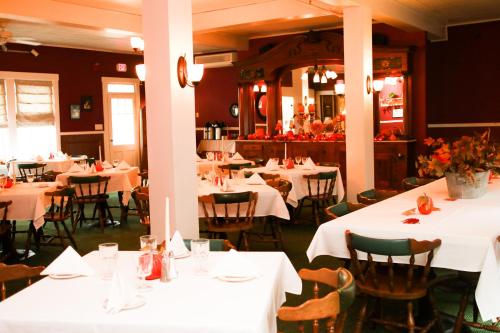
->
0, 80, 6, 128
15, 80, 55, 126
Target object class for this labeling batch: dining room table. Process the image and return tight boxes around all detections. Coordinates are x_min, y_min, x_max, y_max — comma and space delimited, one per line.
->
197, 178, 290, 220
0, 250, 302, 333
10, 155, 87, 173
241, 164, 345, 207
196, 158, 254, 176
306, 177, 500, 322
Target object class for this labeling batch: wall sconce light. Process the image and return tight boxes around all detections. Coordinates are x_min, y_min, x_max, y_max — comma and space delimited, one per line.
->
177, 55, 204, 88
253, 84, 259, 92
334, 80, 345, 95
253, 82, 267, 93
384, 76, 398, 85
373, 79, 384, 92
136, 64, 146, 82
260, 83, 267, 93
366, 75, 372, 94
130, 36, 144, 53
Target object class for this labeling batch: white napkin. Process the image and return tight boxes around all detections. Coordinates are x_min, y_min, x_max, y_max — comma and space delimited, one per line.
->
210, 249, 259, 278
117, 161, 131, 170
102, 161, 113, 169
303, 157, 316, 170
104, 271, 138, 314
221, 177, 232, 191
170, 231, 190, 257
246, 172, 266, 185
90, 164, 97, 174
35, 155, 44, 162
41, 246, 95, 276
232, 152, 244, 160
196, 154, 202, 161
265, 159, 279, 171
68, 163, 84, 173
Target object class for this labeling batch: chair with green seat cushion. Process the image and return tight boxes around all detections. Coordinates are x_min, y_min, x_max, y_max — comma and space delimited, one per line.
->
198, 191, 258, 250
219, 163, 252, 179
319, 161, 341, 168
278, 267, 355, 332
324, 201, 367, 219
345, 230, 443, 333
356, 188, 399, 205
182, 239, 235, 251
17, 163, 46, 182
299, 171, 338, 226
401, 177, 434, 191
68, 175, 112, 232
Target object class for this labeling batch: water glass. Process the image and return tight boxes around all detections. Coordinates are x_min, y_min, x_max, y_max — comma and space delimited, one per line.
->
139, 235, 157, 253
137, 252, 153, 291
295, 156, 302, 165
191, 239, 210, 275
26, 173, 35, 184
98, 242, 118, 280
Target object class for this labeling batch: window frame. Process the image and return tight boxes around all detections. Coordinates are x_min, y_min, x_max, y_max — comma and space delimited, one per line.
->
0, 71, 61, 158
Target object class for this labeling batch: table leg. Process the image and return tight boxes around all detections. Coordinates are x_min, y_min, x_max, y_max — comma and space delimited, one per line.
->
118, 191, 129, 224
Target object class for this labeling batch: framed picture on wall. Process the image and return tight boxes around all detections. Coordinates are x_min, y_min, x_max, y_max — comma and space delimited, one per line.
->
70, 104, 81, 120
81, 96, 93, 112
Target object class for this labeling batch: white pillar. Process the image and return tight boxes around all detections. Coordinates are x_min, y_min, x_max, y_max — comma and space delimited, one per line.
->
343, 6, 375, 201
143, 0, 199, 241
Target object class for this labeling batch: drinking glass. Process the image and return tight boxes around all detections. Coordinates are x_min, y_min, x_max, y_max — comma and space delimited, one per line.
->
98, 242, 118, 280
295, 156, 302, 165
136, 252, 153, 291
26, 173, 35, 185
139, 235, 157, 253
191, 239, 210, 275
301, 156, 309, 165
206, 152, 214, 161
112, 159, 120, 167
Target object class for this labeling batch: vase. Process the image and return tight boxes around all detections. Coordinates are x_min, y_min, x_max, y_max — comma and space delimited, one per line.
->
445, 170, 489, 199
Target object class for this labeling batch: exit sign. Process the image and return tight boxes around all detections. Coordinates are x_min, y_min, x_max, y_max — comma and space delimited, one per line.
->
116, 63, 127, 72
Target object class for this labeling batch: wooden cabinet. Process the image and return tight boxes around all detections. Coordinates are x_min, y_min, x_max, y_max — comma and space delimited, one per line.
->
374, 141, 415, 189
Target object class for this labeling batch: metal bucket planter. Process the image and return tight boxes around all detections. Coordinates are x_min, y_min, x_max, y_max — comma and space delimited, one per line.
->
445, 170, 489, 199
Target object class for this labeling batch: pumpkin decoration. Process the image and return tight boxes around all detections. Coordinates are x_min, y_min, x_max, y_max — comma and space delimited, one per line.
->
417, 193, 433, 215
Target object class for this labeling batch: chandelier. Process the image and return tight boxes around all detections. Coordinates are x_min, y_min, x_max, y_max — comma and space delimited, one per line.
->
301, 65, 337, 84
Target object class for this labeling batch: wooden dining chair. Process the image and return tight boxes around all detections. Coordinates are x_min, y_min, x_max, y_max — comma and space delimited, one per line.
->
278, 267, 356, 333
68, 175, 112, 232
259, 173, 281, 186
402, 177, 434, 191
356, 188, 399, 205
198, 191, 258, 250
319, 161, 341, 168
324, 201, 367, 219
346, 230, 443, 333
299, 171, 338, 226
0, 201, 16, 262
132, 186, 150, 234
17, 163, 46, 182
39, 187, 78, 249
219, 163, 252, 179
0, 263, 44, 301
451, 235, 500, 332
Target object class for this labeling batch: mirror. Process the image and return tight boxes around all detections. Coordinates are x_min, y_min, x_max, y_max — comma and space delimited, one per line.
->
229, 103, 239, 118
255, 93, 267, 119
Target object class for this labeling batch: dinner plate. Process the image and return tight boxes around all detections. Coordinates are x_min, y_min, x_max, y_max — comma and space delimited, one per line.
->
103, 295, 146, 311
174, 251, 191, 259
217, 275, 256, 282
49, 273, 81, 279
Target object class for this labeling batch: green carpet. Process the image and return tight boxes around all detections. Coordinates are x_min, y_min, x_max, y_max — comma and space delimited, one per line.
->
3, 194, 493, 332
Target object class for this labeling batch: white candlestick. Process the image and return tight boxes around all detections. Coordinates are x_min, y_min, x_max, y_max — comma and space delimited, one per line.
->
284, 142, 287, 160
98, 145, 102, 161
165, 196, 171, 250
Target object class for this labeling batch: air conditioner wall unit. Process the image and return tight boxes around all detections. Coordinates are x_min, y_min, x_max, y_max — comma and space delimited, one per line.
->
194, 52, 238, 68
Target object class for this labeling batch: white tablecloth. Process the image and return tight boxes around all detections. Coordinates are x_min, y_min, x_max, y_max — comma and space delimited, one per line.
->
196, 159, 254, 176
0, 251, 301, 333
241, 165, 345, 207
12, 156, 87, 173
197, 139, 236, 154
198, 180, 290, 220
307, 177, 500, 321
56, 167, 141, 205
0, 182, 59, 229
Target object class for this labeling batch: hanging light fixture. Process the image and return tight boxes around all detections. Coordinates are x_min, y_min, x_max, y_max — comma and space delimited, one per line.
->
320, 74, 327, 84
135, 64, 146, 82
301, 71, 308, 80
334, 80, 345, 95
325, 70, 337, 80
313, 72, 320, 83
253, 84, 259, 92
260, 83, 267, 93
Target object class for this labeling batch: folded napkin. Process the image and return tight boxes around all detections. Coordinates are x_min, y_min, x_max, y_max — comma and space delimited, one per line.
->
89, 164, 97, 174
232, 152, 244, 160
105, 271, 138, 314
102, 161, 113, 169
170, 231, 190, 257
68, 163, 84, 173
196, 154, 202, 161
246, 172, 266, 185
265, 159, 279, 171
41, 246, 95, 276
302, 157, 316, 170
117, 161, 131, 170
210, 249, 259, 279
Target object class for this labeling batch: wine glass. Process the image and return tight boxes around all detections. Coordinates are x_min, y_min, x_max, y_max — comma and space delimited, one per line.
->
139, 235, 157, 253
112, 159, 120, 168
26, 173, 35, 185
136, 252, 153, 291
295, 156, 302, 165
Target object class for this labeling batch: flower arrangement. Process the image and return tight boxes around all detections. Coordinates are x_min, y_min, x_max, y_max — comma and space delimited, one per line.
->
310, 119, 324, 136
417, 130, 499, 182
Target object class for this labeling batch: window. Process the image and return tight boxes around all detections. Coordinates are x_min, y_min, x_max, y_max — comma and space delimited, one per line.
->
0, 72, 60, 160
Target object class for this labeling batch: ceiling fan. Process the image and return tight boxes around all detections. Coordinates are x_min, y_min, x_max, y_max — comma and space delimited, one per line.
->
0, 25, 41, 56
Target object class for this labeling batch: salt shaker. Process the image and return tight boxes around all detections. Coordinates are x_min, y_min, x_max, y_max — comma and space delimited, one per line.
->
167, 251, 178, 280
160, 252, 170, 282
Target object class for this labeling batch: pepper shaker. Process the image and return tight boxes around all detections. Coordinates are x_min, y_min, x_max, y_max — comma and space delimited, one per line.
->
167, 251, 178, 280
160, 252, 170, 282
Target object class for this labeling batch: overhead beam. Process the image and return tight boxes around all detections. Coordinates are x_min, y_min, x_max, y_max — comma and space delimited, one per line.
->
194, 32, 247, 51
0, 0, 141, 34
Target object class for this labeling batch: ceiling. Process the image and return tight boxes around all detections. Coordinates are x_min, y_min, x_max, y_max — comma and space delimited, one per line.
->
0, 0, 499, 54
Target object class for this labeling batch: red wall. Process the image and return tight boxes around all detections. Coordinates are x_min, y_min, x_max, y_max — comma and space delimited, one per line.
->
0, 44, 143, 132
427, 21, 500, 141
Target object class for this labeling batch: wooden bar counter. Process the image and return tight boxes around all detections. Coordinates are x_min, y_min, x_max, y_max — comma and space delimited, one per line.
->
198, 139, 416, 190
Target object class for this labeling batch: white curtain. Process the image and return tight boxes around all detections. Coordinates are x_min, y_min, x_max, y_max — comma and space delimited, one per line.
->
0, 80, 9, 161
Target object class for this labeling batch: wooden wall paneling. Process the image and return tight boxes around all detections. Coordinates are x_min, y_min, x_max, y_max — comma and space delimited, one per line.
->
60, 134, 104, 160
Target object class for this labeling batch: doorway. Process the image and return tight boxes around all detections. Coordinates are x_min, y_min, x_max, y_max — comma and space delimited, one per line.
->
102, 77, 141, 167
